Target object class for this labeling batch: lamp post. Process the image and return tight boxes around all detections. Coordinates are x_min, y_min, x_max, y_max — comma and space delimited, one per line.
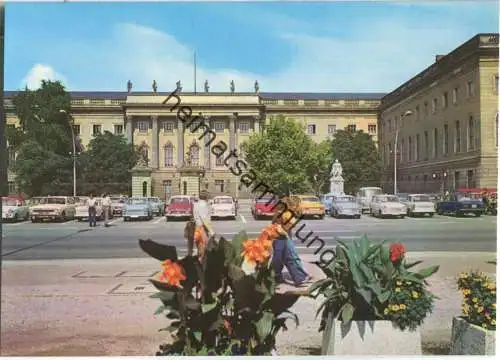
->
393, 110, 413, 194
59, 110, 77, 196
432, 171, 448, 195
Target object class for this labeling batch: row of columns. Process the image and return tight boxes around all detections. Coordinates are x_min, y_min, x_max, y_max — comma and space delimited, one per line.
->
125, 114, 262, 169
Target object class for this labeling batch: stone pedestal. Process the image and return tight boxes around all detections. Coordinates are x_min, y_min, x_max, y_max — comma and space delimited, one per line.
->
450, 316, 496, 355
130, 165, 152, 197
330, 179, 344, 196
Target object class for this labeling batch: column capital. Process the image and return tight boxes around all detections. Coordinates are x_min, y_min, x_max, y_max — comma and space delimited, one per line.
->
150, 115, 159, 121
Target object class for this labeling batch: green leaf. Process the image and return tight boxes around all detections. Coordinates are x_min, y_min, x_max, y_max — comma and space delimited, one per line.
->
150, 291, 176, 302
359, 235, 370, 257
356, 287, 372, 305
404, 260, 423, 269
231, 231, 248, 263
365, 282, 382, 298
378, 290, 391, 304
154, 305, 166, 315
201, 302, 218, 313
193, 331, 202, 342
185, 297, 201, 311
166, 310, 180, 319
255, 311, 274, 341
307, 278, 333, 295
340, 303, 354, 323
228, 264, 245, 282
415, 265, 440, 279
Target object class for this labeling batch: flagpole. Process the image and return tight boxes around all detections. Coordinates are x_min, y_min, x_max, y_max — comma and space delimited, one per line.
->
194, 51, 197, 94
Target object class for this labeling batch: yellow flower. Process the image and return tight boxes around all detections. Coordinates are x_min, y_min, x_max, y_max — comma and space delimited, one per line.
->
492, 319, 496, 326
472, 297, 478, 303
384, 308, 389, 315
493, 304, 496, 309
462, 289, 471, 296
399, 304, 407, 310
412, 291, 420, 299
392, 305, 400, 311
482, 324, 488, 329
396, 281, 402, 286
487, 283, 496, 290
460, 273, 468, 279
395, 287, 401, 292
477, 306, 484, 313
474, 303, 478, 308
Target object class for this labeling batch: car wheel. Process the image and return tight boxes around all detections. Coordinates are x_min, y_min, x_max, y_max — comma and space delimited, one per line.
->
60, 212, 66, 222
355, 215, 361, 219
24, 212, 29, 221
429, 213, 435, 218
31, 217, 37, 223
400, 214, 405, 219
378, 210, 383, 218
319, 214, 325, 220
124, 217, 129, 222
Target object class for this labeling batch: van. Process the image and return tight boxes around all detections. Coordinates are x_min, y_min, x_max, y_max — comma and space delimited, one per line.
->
356, 187, 383, 213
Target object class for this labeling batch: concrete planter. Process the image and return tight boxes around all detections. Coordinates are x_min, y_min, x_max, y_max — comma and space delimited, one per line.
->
321, 313, 422, 355
450, 316, 496, 355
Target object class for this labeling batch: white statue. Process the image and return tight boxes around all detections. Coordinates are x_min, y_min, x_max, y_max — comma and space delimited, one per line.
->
330, 159, 343, 179
329, 159, 344, 195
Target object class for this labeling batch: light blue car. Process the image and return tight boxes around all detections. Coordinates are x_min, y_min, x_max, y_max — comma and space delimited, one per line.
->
123, 197, 153, 221
320, 193, 337, 214
147, 197, 165, 216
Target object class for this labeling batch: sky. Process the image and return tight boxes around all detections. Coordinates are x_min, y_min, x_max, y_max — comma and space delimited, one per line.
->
4, 1, 499, 93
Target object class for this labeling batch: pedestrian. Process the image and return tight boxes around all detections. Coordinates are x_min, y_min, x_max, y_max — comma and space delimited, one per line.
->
101, 192, 111, 226
191, 190, 213, 259
88, 194, 97, 227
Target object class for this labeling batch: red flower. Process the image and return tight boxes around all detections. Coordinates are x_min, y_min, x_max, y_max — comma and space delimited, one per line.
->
389, 243, 405, 263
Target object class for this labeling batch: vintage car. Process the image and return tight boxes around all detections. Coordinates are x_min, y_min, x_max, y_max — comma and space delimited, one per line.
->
320, 193, 337, 214
165, 195, 194, 221
356, 187, 383, 213
251, 196, 278, 220
110, 195, 127, 216
330, 195, 361, 219
2, 196, 30, 222
370, 194, 406, 218
292, 195, 325, 219
27, 196, 44, 214
123, 197, 154, 221
456, 187, 497, 216
30, 196, 77, 222
436, 191, 484, 217
74, 197, 109, 221
403, 194, 436, 217
148, 197, 165, 216
210, 196, 237, 220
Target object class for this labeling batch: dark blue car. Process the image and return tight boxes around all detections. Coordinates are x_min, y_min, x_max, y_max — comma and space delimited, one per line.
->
436, 192, 484, 217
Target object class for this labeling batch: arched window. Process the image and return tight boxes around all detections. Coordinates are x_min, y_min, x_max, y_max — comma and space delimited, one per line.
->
164, 142, 174, 168
189, 143, 200, 166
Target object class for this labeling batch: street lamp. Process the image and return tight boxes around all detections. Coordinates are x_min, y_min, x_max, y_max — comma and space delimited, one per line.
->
432, 171, 448, 195
393, 110, 413, 194
59, 109, 77, 196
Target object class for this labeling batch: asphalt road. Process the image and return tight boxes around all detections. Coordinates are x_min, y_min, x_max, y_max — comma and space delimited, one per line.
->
1, 208, 497, 260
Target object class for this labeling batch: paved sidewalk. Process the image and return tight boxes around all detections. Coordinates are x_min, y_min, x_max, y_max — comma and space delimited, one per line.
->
1, 252, 496, 355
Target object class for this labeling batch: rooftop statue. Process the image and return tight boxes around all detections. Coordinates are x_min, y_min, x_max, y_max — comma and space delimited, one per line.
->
204, 80, 209, 93
152, 80, 158, 94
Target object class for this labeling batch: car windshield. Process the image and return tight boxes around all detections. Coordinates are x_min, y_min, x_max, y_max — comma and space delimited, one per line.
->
2, 198, 18, 206
381, 196, 399, 202
362, 188, 383, 197
302, 197, 320, 202
40, 197, 66, 205
336, 196, 355, 202
29, 197, 43, 205
170, 198, 190, 204
324, 196, 335, 201
148, 198, 160, 203
129, 198, 146, 205
214, 197, 233, 204
411, 195, 431, 202
456, 193, 480, 201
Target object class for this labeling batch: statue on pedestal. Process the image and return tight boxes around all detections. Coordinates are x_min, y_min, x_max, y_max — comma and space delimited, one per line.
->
329, 159, 345, 195
176, 80, 182, 92
185, 149, 192, 167
254, 80, 260, 94
230, 80, 235, 94
152, 80, 158, 95
127, 80, 133, 93
204, 80, 209, 93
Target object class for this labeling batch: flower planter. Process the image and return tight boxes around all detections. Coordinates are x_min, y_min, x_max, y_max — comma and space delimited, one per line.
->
449, 316, 496, 355
321, 313, 422, 355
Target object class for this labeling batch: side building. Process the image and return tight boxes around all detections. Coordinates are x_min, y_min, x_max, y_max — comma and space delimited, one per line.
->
5, 91, 383, 198
378, 33, 499, 194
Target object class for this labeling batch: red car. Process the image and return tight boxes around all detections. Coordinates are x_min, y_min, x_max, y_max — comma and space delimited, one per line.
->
251, 196, 278, 220
165, 195, 194, 221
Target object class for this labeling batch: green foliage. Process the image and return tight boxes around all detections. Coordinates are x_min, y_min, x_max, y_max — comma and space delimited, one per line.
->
138, 233, 300, 356
309, 236, 439, 332
330, 129, 382, 194
457, 271, 496, 331
241, 115, 313, 195
307, 140, 334, 195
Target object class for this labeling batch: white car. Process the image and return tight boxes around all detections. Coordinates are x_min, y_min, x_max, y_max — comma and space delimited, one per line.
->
30, 196, 77, 222
74, 197, 105, 221
370, 194, 406, 219
404, 194, 436, 217
2, 197, 30, 222
356, 187, 383, 213
210, 196, 237, 220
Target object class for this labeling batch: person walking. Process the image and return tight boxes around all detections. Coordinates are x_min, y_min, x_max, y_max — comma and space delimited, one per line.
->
191, 190, 213, 258
88, 194, 97, 227
101, 193, 111, 227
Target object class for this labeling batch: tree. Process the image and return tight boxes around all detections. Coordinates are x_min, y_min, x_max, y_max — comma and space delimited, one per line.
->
80, 131, 140, 195
241, 115, 313, 195
330, 129, 382, 195
307, 140, 334, 195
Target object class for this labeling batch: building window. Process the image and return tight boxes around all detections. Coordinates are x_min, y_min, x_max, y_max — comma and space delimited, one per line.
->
495, 75, 499, 93
215, 179, 224, 193
443, 124, 449, 155
468, 116, 474, 150
454, 171, 460, 190
328, 124, 337, 134
454, 120, 461, 153
416, 133, 421, 161
368, 124, 377, 134
163, 121, 174, 133
189, 143, 200, 167
214, 122, 225, 133
239, 122, 249, 133
7, 147, 16, 168
307, 124, 316, 135
347, 124, 356, 132
164, 143, 174, 168
92, 124, 102, 136
424, 131, 429, 160
467, 170, 475, 188
388, 119, 392, 131
73, 124, 81, 135
215, 154, 224, 166
452, 87, 458, 104
137, 120, 149, 133
164, 180, 172, 197
467, 80, 474, 97
432, 98, 437, 113
433, 128, 438, 158
408, 136, 413, 162
114, 124, 123, 135
424, 102, 429, 117
442, 92, 448, 108
400, 139, 404, 163
415, 105, 420, 121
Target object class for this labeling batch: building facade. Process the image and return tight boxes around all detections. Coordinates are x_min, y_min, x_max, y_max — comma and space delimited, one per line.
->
5, 90, 382, 198
378, 33, 499, 194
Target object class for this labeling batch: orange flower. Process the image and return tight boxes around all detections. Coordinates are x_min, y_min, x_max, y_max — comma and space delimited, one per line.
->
194, 226, 204, 245
241, 238, 272, 265
223, 319, 232, 334
159, 260, 187, 288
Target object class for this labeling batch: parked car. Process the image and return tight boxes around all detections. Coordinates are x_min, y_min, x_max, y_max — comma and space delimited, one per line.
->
110, 195, 127, 216
403, 194, 436, 217
395, 193, 409, 202
2, 196, 30, 222
148, 197, 165, 216
210, 196, 237, 220
320, 193, 337, 214
330, 195, 361, 219
123, 197, 153, 221
291, 195, 325, 219
30, 196, 77, 222
251, 196, 278, 220
356, 187, 383, 213
27, 196, 44, 214
165, 195, 194, 221
436, 192, 484, 217
369, 194, 406, 219
74, 197, 108, 221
